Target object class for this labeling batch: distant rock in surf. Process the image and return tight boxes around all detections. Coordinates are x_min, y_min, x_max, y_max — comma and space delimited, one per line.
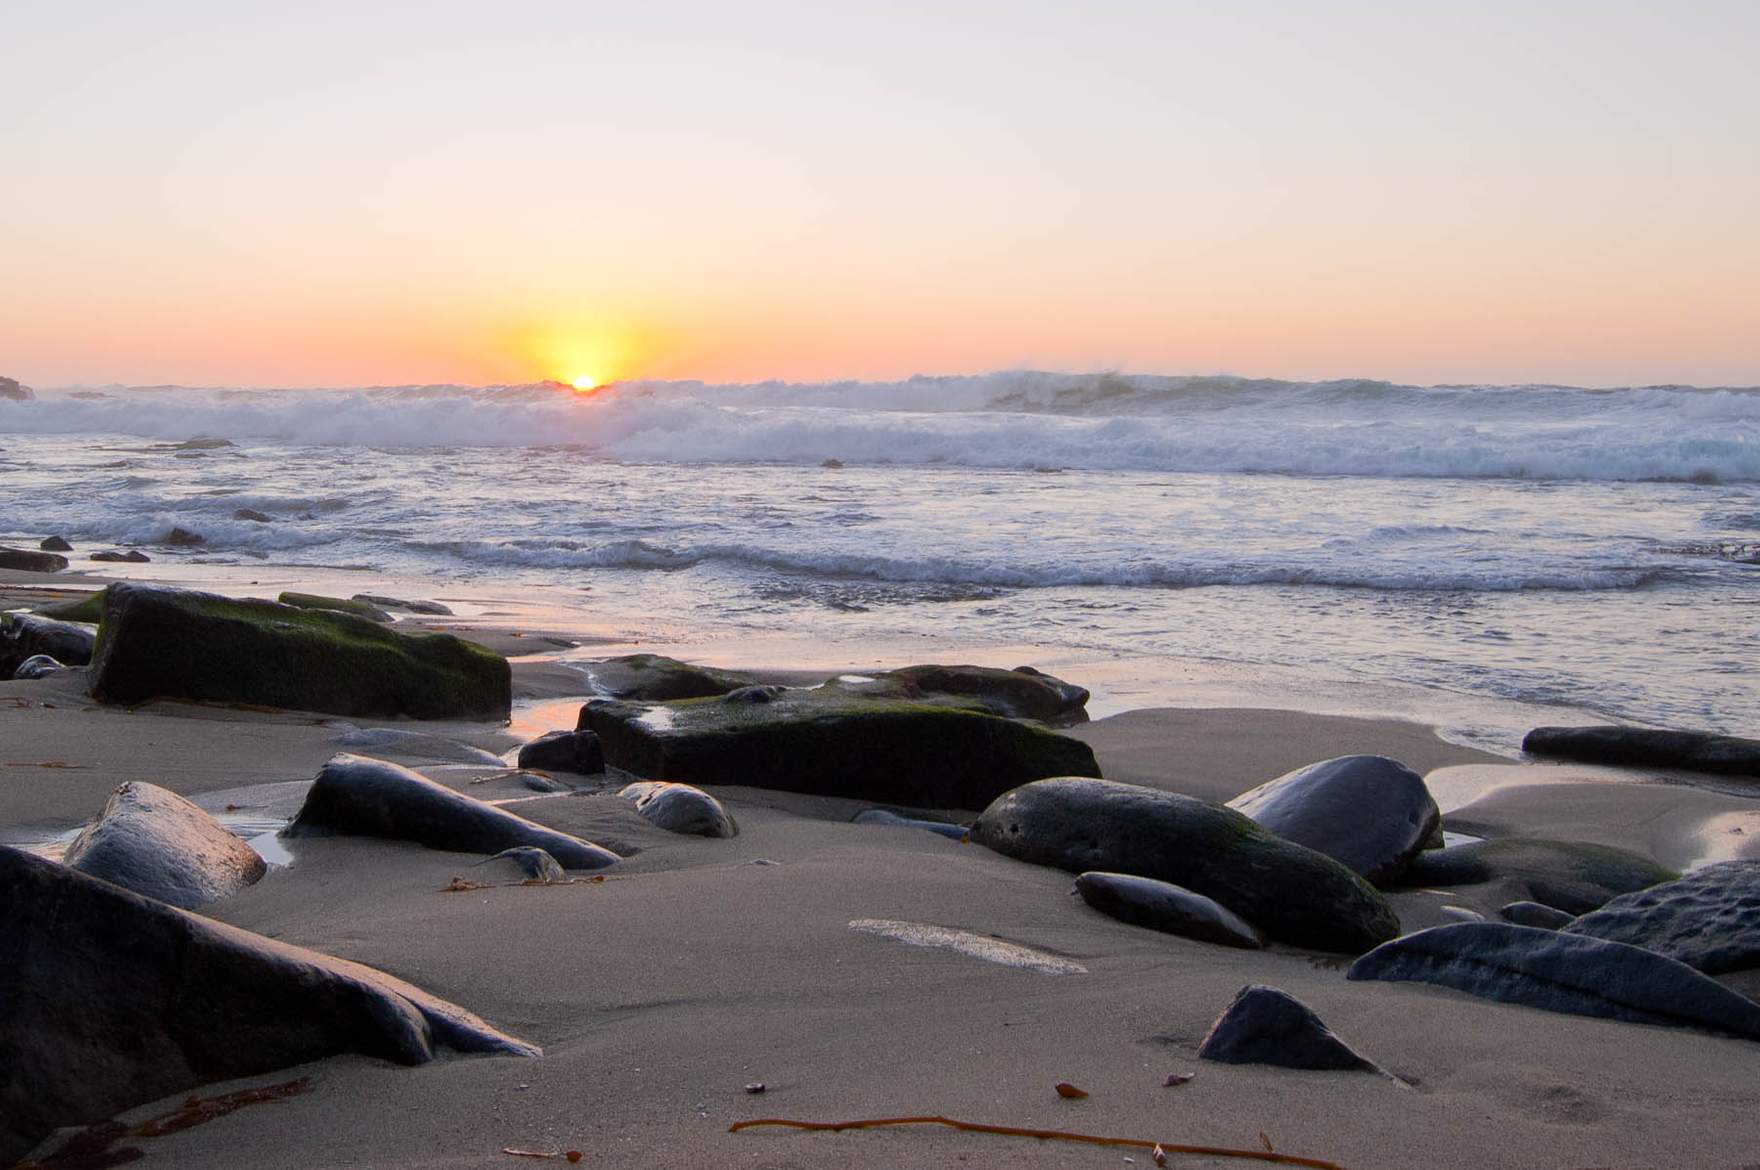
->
163, 526, 205, 546
233, 507, 273, 522
0, 375, 32, 401
1523, 725, 1760, 778
0, 546, 68, 573
90, 549, 150, 563
39, 535, 72, 552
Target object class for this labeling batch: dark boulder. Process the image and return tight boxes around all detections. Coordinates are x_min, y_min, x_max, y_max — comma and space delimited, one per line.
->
13, 654, 62, 680
1562, 861, 1760, 974
0, 546, 67, 572
618, 781, 738, 837
233, 507, 273, 522
89, 584, 511, 721
286, 753, 619, 869
63, 781, 266, 910
1075, 872, 1265, 949
278, 591, 394, 622
583, 653, 755, 700
0, 375, 32, 401
1226, 754, 1438, 885
0, 846, 536, 1164
1197, 985, 1378, 1071
164, 526, 205, 547
475, 846, 566, 883
1, 612, 95, 678
355, 593, 453, 616
1500, 901, 1576, 930
39, 536, 72, 552
852, 808, 970, 840
1392, 837, 1675, 914
582, 690, 1100, 811
90, 549, 150, 563
972, 777, 1399, 952
517, 729, 605, 775
828, 664, 1090, 724
1348, 922, 1760, 1040
1523, 725, 1760, 778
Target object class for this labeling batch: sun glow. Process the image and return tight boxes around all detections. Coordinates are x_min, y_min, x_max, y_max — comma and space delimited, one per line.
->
571, 375, 599, 392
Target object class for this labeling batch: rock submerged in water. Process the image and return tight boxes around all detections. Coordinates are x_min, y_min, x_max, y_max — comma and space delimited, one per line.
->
63, 781, 267, 910
1, 612, 96, 678
0, 846, 537, 1165
1562, 861, 1760, 974
0, 546, 68, 573
1226, 754, 1439, 885
582, 689, 1100, 810
972, 777, 1400, 953
0, 375, 33, 402
1347, 922, 1760, 1040
164, 526, 205, 547
619, 781, 738, 837
286, 753, 620, 869
233, 507, 273, 522
518, 729, 606, 775
89, 583, 511, 721
1523, 725, 1760, 778
278, 591, 394, 622
1075, 872, 1266, 949
1392, 837, 1676, 914
1198, 985, 1379, 1071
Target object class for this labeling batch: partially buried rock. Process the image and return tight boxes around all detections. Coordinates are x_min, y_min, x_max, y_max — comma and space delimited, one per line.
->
329, 727, 504, 765
518, 729, 606, 775
1198, 985, 1378, 1071
584, 653, 755, 700
1, 612, 95, 678
827, 663, 1090, 724
286, 753, 619, 869
164, 526, 205, 546
1562, 861, 1760, 974
0, 546, 68, 572
279, 591, 393, 622
232, 507, 273, 522
1501, 901, 1576, 930
1226, 755, 1438, 886
1524, 725, 1760, 778
13, 654, 62, 680
1348, 922, 1760, 1040
1075, 872, 1265, 949
0, 846, 537, 1165
972, 777, 1399, 952
39, 536, 72, 552
1392, 837, 1675, 915
355, 593, 453, 616
89, 583, 511, 720
90, 549, 150, 563
852, 808, 969, 840
619, 780, 738, 837
475, 846, 566, 883
63, 781, 266, 910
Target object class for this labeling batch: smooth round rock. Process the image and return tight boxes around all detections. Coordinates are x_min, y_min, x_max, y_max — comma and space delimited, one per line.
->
62, 781, 267, 910
618, 781, 738, 838
1226, 754, 1438, 885
1075, 872, 1265, 949
1198, 985, 1378, 1071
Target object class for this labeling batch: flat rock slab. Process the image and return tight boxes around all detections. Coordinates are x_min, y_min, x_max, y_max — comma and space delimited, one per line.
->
1392, 837, 1675, 914
582, 690, 1099, 810
1227, 754, 1439, 885
1075, 871, 1265, 949
1563, 861, 1760, 974
63, 781, 266, 910
1347, 921, 1760, 1040
286, 753, 619, 869
972, 777, 1399, 953
1198, 985, 1379, 1071
618, 781, 737, 837
0, 846, 536, 1165
0, 546, 67, 572
1523, 725, 1760, 778
89, 583, 510, 721
828, 664, 1089, 723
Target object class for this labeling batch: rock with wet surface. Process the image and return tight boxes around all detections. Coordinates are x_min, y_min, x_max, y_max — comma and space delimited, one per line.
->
584, 653, 755, 700
90, 549, 150, 563
39, 536, 72, 552
0, 846, 537, 1164
63, 781, 267, 910
1226, 754, 1439, 885
852, 808, 969, 840
1562, 861, 1760, 973
1075, 872, 1266, 949
1198, 985, 1379, 1071
518, 729, 606, 775
1348, 922, 1760, 1039
619, 780, 738, 837
0, 375, 32, 401
1523, 725, 1760, 778
163, 526, 205, 547
1392, 837, 1675, 914
972, 777, 1399, 952
0, 546, 68, 573
1501, 901, 1576, 929
12, 654, 63, 680
827, 663, 1090, 723
286, 753, 619, 869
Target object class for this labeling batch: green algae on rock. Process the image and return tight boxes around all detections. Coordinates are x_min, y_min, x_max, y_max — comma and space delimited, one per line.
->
277, 591, 394, 622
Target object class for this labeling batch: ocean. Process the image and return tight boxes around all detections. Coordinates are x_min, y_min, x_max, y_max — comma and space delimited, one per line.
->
3, 372, 1755, 742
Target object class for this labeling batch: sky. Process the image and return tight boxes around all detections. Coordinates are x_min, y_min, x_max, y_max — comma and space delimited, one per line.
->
3, 0, 1756, 389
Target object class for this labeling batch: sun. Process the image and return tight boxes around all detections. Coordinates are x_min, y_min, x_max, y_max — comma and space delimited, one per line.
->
571, 375, 599, 392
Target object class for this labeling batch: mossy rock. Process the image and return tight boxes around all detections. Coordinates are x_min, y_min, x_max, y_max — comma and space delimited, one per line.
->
583, 653, 755, 700
34, 589, 107, 624
580, 689, 1100, 809
278, 591, 393, 622
1392, 837, 1676, 915
90, 584, 510, 721
825, 664, 1089, 723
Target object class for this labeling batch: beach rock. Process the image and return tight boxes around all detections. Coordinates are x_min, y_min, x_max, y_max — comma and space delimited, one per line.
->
518, 729, 606, 775
163, 526, 205, 547
723, 684, 786, 703
618, 780, 738, 837
852, 808, 970, 840
0, 546, 68, 572
821, 457, 844, 468
1075, 872, 1266, 949
582, 690, 1100, 810
89, 583, 511, 720
62, 781, 266, 910
1393, 837, 1675, 914
169, 437, 234, 450
1226, 754, 1439, 885
286, 753, 619, 868
1347, 922, 1760, 1040
1, 612, 96, 679
829, 663, 1090, 723
328, 727, 504, 765
90, 549, 150, 563
1523, 725, 1760, 777
1197, 985, 1378, 1071
523, 773, 570, 793
972, 777, 1400, 952
1501, 901, 1576, 929
584, 653, 755, 700
12, 654, 63, 680
355, 593, 453, 616
0, 375, 32, 401
278, 591, 394, 622
32, 589, 106, 623
233, 507, 273, 522
39, 536, 72, 552
476, 846, 566, 883
0, 846, 537, 1164
1562, 861, 1760, 973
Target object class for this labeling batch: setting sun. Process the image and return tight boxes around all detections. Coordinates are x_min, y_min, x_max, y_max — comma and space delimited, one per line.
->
571, 375, 599, 392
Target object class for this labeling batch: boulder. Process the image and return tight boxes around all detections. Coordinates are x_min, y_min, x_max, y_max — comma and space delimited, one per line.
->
0, 375, 32, 402
1348, 922, 1760, 1040
355, 593, 453, 616
39, 536, 72, 552
90, 549, 150, 563
89, 584, 511, 721
852, 808, 970, 840
32, 589, 106, 622
583, 653, 755, 700
1226, 755, 1438, 885
278, 591, 394, 622
619, 781, 738, 837
475, 846, 566, 883
1523, 725, 1760, 778
13, 654, 62, 680
328, 727, 505, 765
1392, 837, 1675, 914
1197, 985, 1378, 1071
1, 612, 96, 677
828, 664, 1090, 723
0, 846, 536, 1164
1562, 861, 1760, 974
517, 729, 606, 775
972, 777, 1399, 952
581, 690, 1100, 810
286, 753, 619, 869
1075, 872, 1265, 949
233, 507, 273, 522
0, 546, 67, 572
1500, 901, 1576, 930
164, 526, 205, 547
63, 782, 266, 910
